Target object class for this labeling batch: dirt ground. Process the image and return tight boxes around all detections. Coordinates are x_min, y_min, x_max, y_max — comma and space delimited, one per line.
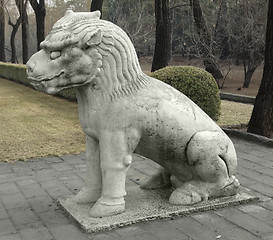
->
139, 55, 262, 97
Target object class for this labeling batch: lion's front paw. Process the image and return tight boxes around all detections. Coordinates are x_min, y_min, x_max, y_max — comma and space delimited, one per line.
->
71, 187, 101, 204
169, 188, 203, 205
89, 200, 125, 218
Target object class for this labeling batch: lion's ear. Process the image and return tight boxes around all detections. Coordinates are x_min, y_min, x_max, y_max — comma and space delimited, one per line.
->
79, 28, 102, 49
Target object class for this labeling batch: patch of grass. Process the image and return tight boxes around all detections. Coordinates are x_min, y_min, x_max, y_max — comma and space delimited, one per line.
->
0, 78, 253, 162
0, 78, 85, 162
217, 100, 253, 127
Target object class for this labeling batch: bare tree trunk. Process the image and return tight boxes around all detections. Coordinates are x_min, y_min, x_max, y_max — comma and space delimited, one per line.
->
247, 0, 273, 138
190, 0, 223, 81
242, 54, 258, 88
21, 0, 29, 63
29, 0, 46, 51
6, 5, 21, 63
151, 0, 171, 72
16, 0, 29, 63
214, 0, 229, 59
90, 0, 103, 17
0, 0, 6, 62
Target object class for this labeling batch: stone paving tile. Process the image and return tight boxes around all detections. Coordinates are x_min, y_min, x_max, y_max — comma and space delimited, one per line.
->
256, 167, 273, 178
59, 154, 85, 163
35, 168, 58, 179
262, 232, 273, 240
0, 205, 9, 220
236, 173, 257, 187
169, 216, 229, 240
7, 207, 40, 227
0, 165, 13, 174
245, 182, 273, 198
12, 163, 35, 177
140, 219, 189, 240
28, 195, 56, 213
25, 161, 51, 171
1, 192, 30, 210
0, 234, 21, 240
16, 179, 36, 187
119, 233, 160, 240
88, 232, 119, 240
238, 166, 273, 187
20, 183, 49, 199
19, 227, 55, 240
127, 168, 148, 184
215, 207, 273, 238
0, 136, 272, 240
259, 199, 273, 211
114, 225, 146, 237
45, 185, 73, 199
0, 182, 20, 195
0, 173, 16, 183
42, 156, 64, 164
49, 224, 90, 240
50, 163, 74, 172
60, 155, 86, 165
37, 209, 70, 227
0, 219, 17, 236
239, 152, 273, 168
192, 211, 260, 240
251, 148, 273, 158
238, 158, 266, 170
237, 204, 273, 223
39, 178, 63, 189
61, 177, 85, 194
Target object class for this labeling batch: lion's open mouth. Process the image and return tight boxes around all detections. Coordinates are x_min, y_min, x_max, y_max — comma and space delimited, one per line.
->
28, 70, 66, 94
28, 70, 65, 83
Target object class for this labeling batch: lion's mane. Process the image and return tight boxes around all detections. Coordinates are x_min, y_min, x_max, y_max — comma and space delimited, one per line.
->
40, 10, 149, 100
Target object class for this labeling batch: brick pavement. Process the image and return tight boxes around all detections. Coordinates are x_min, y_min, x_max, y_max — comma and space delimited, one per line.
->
0, 136, 272, 240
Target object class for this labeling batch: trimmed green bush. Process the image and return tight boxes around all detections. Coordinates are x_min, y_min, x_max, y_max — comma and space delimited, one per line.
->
150, 66, 221, 121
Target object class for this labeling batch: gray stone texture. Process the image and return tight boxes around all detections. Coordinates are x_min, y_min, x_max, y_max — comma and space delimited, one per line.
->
0, 136, 271, 239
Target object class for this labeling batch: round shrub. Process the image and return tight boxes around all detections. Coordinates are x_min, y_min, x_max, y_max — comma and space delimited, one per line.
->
150, 66, 221, 121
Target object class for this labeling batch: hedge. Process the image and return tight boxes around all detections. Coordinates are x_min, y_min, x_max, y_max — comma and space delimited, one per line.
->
151, 66, 221, 121
0, 62, 76, 101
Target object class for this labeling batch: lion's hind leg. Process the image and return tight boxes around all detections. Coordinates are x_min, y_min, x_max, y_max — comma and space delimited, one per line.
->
169, 131, 240, 205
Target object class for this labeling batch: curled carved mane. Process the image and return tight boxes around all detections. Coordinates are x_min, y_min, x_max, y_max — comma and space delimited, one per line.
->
41, 11, 149, 100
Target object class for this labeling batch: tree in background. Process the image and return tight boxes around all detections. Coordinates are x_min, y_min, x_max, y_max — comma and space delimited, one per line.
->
29, 0, 46, 51
16, 0, 29, 64
0, 0, 6, 62
227, 0, 267, 88
105, 0, 154, 57
189, 0, 223, 82
151, 0, 171, 72
90, 0, 103, 17
247, 0, 273, 138
6, 2, 21, 63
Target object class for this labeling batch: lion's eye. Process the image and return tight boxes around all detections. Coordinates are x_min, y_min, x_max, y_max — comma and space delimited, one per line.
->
50, 51, 61, 60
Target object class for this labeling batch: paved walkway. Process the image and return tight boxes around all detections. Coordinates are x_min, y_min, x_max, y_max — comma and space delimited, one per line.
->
0, 136, 273, 240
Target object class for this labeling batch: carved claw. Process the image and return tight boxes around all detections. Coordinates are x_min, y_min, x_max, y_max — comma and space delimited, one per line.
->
89, 200, 125, 218
169, 188, 203, 205
218, 176, 240, 197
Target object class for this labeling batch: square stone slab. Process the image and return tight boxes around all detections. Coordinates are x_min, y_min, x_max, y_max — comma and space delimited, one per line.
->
58, 185, 258, 233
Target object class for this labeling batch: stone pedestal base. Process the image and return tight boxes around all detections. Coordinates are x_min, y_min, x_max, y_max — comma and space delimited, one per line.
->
58, 185, 258, 233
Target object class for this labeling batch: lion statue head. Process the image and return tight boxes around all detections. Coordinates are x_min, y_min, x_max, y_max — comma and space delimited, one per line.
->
26, 10, 147, 98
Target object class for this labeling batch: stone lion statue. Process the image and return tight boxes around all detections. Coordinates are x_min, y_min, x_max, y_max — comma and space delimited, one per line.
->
27, 10, 240, 218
